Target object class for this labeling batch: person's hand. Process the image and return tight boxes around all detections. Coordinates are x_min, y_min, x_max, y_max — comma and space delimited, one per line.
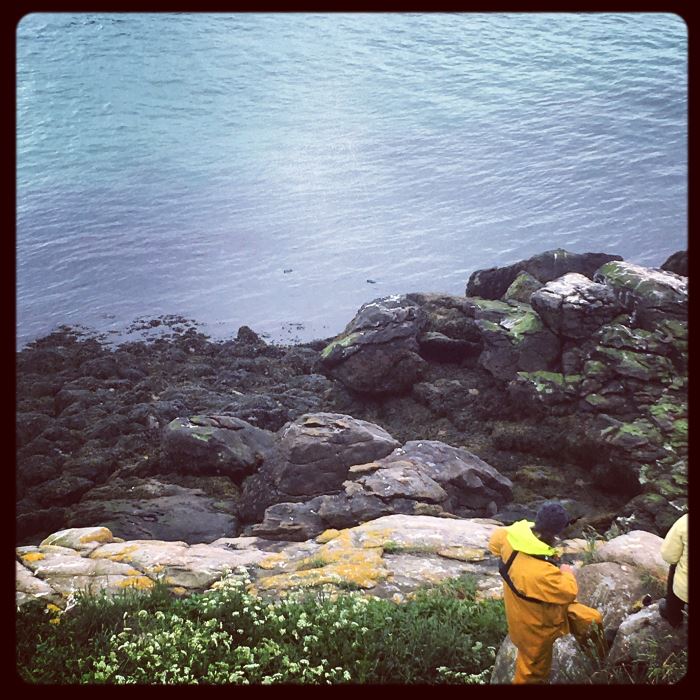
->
560, 563, 576, 576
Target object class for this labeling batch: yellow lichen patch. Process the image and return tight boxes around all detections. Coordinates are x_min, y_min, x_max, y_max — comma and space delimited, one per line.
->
437, 546, 487, 562
355, 527, 399, 550
21, 552, 45, 563
169, 586, 188, 596
126, 568, 143, 576
258, 552, 289, 570
117, 576, 154, 590
46, 603, 62, 612
49, 618, 61, 625
91, 544, 139, 562
315, 529, 341, 544
257, 533, 389, 591
78, 528, 114, 544
148, 564, 165, 574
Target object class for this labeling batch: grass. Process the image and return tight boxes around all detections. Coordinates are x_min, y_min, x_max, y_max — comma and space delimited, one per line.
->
16, 572, 507, 685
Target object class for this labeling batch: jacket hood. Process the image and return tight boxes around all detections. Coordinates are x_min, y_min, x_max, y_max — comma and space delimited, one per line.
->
506, 520, 558, 556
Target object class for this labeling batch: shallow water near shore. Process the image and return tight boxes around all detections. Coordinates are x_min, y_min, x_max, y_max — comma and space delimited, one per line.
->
17, 12, 687, 348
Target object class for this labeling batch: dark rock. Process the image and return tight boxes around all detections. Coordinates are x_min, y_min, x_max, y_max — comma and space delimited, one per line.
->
659, 250, 687, 277
238, 413, 400, 522
65, 477, 239, 544
19, 455, 62, 487
417, 332, 481, 363
86, 414, 134, 442
236, 326, 266, 345
465, 299, 560, 381
30, 475, 94, 507
16, 412, 53, 449
320, 296, 427, 394
325, 345, 426, 395
16, 506, 67, 544
466, 249, 623, 300
80, 356, 120, 379
161, 415, 276, 481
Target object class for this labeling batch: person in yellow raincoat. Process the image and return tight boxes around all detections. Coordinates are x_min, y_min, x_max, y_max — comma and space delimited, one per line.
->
659, 512, 688, 627
488, 501, 606, 684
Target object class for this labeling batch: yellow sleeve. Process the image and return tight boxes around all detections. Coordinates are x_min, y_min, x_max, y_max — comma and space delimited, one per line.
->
488, 527, 507, 556
661, 516, 686, 565
536, 568, 579, 605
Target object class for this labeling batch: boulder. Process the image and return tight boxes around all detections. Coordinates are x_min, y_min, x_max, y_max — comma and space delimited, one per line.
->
575, 562, 655, 633
607, 604, 688, 669
530, 273, 623, 339
464, 298, 560, 381
593, 530, 668, 580
238, 413, 400, 522
466, 249, 622, 300
491, 634, 591, 684
320, 295, 427, 394
593, 261, 688, 330
248, 439, 512, 540
161, 415, 276, 480
659, 250, 687, 277
64, 477, 239, 544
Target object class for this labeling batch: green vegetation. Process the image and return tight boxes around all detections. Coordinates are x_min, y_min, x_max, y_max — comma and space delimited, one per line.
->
16, 572, 507, 685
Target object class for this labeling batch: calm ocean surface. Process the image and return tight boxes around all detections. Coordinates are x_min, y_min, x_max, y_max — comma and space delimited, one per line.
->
17, 13, 687, 348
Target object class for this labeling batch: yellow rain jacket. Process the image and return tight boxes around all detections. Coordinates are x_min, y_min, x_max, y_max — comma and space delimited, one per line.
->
489, 520, 602, 683
661, 513, 688, 603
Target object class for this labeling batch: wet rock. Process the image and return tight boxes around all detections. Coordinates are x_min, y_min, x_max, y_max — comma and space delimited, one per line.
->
530, 273, 623, 339
466, 249, 622, 300
594, 261, 688, 330
503, 270, 544, 303
320, 295, 427, 394
464, 298, 560, 381
659, 250, 687, 277
161, 415, 276, 481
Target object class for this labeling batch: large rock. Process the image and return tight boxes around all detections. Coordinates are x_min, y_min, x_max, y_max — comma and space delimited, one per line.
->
64, 477, 239, 544
319, 295, 427, 394
594, 261, 688, 330
16, 517, 505, 607
161, 415, 276, 480
607, 604, 688, 669
593, 530, 668, 579
238, 413, 400, 522
530, 273, 623, 339
574, 562, 654, 633
248, 439, 512, 540
659, 250, 687, 277
464, 298, 560, 381
466, 249, 622, 300
491, 634, 591, 684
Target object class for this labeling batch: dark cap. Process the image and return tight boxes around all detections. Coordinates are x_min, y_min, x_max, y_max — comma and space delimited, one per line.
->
534, 502, 569, 536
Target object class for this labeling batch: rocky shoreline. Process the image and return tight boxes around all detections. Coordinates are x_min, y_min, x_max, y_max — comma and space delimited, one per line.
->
16, 247, 689, 681
17, 248, 687, 549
